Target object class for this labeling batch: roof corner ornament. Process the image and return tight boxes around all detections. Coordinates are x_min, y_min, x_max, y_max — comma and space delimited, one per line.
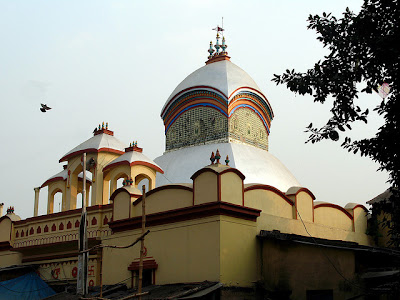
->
215, 149, 221, 164
215, 33, 221, 55
210, 152, 216, 164
225, 155, 230, 166
208, 41, 215, 59
221, 36, 227, 55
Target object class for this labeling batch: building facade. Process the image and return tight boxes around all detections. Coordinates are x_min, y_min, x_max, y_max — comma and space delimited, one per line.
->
0, 32, 386, 299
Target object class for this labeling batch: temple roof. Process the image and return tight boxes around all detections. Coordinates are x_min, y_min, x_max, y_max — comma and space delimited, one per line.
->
59, 130, 127, 162
104, 149, 164, 174
162, 59, 267, 114
154, 142, 300, 192
41, 169, 91, 188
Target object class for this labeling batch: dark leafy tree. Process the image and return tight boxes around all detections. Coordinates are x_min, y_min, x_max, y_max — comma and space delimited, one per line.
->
272, 0, 400, 246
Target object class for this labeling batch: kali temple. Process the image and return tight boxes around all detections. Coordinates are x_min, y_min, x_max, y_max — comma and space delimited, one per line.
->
0, 31, 396, 299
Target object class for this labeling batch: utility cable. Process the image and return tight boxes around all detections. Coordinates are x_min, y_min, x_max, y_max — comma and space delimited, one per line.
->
80, 230, 150, 254
294, 206, 367, 293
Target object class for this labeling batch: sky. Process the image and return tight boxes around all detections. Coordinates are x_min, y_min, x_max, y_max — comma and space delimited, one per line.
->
0, 0, 389, 219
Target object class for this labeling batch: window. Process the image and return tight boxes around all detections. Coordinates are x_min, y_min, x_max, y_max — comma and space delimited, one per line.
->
128, 259, 158, 288
133, 269, 153, 288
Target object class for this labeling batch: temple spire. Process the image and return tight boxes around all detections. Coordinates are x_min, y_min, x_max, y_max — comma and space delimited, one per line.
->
206, 24, 229, 64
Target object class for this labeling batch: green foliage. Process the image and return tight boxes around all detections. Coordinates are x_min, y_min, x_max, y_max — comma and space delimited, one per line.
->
272, 0, 400, 245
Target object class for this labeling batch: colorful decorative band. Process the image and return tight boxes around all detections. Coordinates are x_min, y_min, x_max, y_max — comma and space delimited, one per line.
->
229, 104, 271, 134
162, 89, 228, 121
230, 91, 273, 121
165, 103, 228, 132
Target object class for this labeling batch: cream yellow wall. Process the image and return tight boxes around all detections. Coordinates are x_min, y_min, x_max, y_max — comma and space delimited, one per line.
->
314, 207, 353, 231
219, 216, 258, 287
130, 165, 157, 190
194, 172, 218, 205
294, 191, 314, 223
47, 181, 66, 213
0, 218, 12, 242
102, 217, 221, 287
104, 165, 131, 197
352, 207, 368, 235
66, 152, 121, 208
113, 191, 133, 221
12, 207, 112, 249
0, 251, 22, 267
37, 256, 99, 286
244, 188, 370, 245
136, 188, 192, 217
220, 172, 243, 206
245, 189, 293, 219
92, 153, 121, 205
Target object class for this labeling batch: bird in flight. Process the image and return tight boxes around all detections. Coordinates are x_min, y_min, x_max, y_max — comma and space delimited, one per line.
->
40, 103, 52, 112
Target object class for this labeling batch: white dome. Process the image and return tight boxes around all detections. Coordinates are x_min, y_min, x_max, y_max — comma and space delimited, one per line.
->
162, 59, 265, 113
154, 142, 300, 192
59, 131, 127, 162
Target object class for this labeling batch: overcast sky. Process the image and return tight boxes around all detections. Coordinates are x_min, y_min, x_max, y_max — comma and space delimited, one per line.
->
0, 0, 389, 219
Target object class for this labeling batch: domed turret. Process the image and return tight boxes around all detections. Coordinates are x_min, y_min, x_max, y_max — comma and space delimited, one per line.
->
155, 31, 300, 192
161, 33, 273, 152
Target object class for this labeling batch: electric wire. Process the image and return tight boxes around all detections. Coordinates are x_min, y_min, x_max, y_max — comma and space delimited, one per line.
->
294, 206, 368, 293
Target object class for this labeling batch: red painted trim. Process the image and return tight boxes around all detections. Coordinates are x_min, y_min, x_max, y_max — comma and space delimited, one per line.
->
59, 148, 124, 163
161, 85, 228, 116
41, 177, 65, 188
192, 179, 196, 206
109, 201, 261, 233
125, 146, 143, 153
217, 174, 221, 202
164, 98, 228, 126
312, 202, 315, 222
244, 184, 294, 206
110, 188, 142, 202
205, 55, 231, 65
130, 161, 164, 174
133, 184, 193, 206
352, 204, 369, 213
314, 203, 354, 220
229, 87, 273, 117
219, 168, 246, 180
286, 187, 316, 200
242, 181, 245, 206
0, 215, 14, 223
128, 259, 158, 271
94, 129, 114, 136
190, 167, 245, 181
43, 177, 88, 192
14, 237, 99, 254
103, 160, 164, 174
14, 204, 112, 225
228, 99, 271, 126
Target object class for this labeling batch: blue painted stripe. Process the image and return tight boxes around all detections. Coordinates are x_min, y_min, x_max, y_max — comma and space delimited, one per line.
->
229, 104, 270, 133
165, 103, 228, 132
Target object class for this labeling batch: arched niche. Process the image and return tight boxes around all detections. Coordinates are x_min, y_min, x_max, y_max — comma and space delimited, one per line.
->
109, 172, 129, 203
47, 181, 66, 214
65, 158, 92, 211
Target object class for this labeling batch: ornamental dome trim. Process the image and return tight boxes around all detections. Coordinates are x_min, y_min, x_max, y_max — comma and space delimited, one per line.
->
41, 169, 92, 188
59, 132, 127, 162
104, 150, 164, 174
161, 60, 272, 117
